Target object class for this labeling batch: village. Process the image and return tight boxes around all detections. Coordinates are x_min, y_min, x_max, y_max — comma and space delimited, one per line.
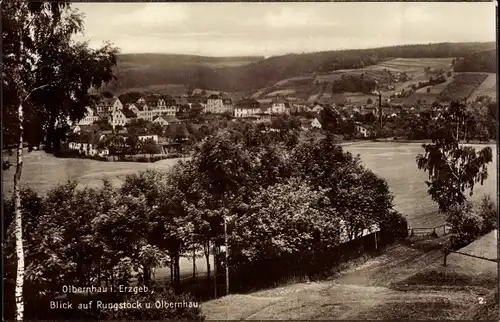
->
66, 84, 455, 159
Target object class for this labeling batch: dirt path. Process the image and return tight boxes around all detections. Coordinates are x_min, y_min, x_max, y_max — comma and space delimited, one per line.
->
202, 237, 490, 320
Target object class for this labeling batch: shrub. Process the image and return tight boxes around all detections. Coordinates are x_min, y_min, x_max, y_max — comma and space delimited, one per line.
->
477, 194, 498, 234
448, 201, 484, 249
380, 210, 408, 241
98, 286, 204, 321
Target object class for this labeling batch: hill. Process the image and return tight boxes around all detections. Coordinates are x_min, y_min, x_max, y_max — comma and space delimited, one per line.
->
104, 42, 496, 93
453, 49, 497, 73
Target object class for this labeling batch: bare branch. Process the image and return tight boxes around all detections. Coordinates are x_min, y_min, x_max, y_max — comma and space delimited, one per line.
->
22, 83, 54, 103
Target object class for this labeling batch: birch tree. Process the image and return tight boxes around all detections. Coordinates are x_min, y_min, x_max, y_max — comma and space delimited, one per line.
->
416, 101, 493, 213
2, 1, 117, 319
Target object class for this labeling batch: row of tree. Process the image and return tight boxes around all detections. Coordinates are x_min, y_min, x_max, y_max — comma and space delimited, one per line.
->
3, 125, 407, 319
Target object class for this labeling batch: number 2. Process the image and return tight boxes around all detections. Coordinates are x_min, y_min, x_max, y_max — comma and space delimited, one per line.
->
478, 297, 485, 304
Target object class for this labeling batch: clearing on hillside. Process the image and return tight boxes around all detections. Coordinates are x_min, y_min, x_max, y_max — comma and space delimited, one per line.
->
468, 73, 497, 101
403, 75, 455, 106
438, 73, 489, 102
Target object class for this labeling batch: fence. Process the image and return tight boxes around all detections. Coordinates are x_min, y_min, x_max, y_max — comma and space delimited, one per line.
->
443, 249, 499, 266
408, 224, 451, 237
175, 230, 398, 300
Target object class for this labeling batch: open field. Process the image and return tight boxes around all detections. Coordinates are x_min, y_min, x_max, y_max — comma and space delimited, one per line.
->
438, 72, 489, 102
468, 73, 497, 101
266, 89, 296, 97
364, 58, 454, 79
343, 142, 497, 229
202, 235, 496, 319
403, 76, 456, 106
2, 151, 185, 196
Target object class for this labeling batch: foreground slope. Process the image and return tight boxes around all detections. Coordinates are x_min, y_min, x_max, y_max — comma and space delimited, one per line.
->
202, 233, 498, 320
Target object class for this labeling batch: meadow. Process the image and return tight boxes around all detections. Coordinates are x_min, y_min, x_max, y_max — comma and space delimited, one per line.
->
438, 73, 489, 102
469, 73, 497, 101
2, 151, 185, 196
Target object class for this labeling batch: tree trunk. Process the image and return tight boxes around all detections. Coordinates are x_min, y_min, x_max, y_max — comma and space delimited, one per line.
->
175, 253, 181, 290
14, 100, 25, 321
204, 240, 211, 280
192, 246, 196, 278
169, 259, 174, 286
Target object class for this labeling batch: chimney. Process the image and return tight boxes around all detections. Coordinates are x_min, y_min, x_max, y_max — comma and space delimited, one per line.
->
379, 92, 383, 127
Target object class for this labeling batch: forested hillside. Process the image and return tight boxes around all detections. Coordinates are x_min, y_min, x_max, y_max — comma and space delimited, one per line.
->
453, 49, 497, 73
104, 42, 496, 93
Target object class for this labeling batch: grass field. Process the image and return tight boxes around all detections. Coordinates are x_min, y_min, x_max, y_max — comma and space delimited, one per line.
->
468, 73, 497, 101
365, 58, 454, 77
2, 151, 184, 196
343, 142, 498, 228
403, 75, 455, 106
438, 73, 489, 102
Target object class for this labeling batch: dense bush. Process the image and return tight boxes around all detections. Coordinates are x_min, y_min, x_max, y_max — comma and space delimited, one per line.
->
477, 194, 498, 234
448, 201, 485, 249
380, 210, 409, 241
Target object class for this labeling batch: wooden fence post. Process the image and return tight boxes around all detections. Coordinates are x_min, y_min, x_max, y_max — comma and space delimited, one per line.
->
443, 249, 448, 266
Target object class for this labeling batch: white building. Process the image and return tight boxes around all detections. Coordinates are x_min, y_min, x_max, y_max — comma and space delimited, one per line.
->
138, 134, 159, 143
356, 124, 369, 137
311, 118, 322, 129
108, 110, 127, 128
134, 96, 177, 121
78, 106, 100, 125
234, 98, 261, 118
96, 97, 123, 114
271, 97, 290, 115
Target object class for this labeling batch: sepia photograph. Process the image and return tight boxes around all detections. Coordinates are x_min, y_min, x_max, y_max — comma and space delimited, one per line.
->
2, 1, 498, 320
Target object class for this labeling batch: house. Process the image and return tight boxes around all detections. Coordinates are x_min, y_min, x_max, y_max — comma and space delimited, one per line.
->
206, 94, 224, 114
96, 97, 123, 114
138, 134, 159, 143
254, 113, 272, 123
163, 115, 181, 125
108, 109, 127, 128
67, 133, 109, 156
234, 98, 261, 118
355, 123, 370, 137
135, 95, 177, 121
122, 108, 137, 124
311, 104, 323, 113
221, 94, 234, 114
71, 125, 81, 134
152, 115, 169, 126
270, 97, 290, 115
127, 103, 140, 115
78, 106, 100, 125
311, 118, 322, 129
152, 114, 180, 126
288, 98, 307, 113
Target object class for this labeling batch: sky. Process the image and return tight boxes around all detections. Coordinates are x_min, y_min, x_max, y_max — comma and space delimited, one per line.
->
72, 2, 497, 57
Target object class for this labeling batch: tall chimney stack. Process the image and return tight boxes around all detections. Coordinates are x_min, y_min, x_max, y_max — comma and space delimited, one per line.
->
379, 92, 383, 127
